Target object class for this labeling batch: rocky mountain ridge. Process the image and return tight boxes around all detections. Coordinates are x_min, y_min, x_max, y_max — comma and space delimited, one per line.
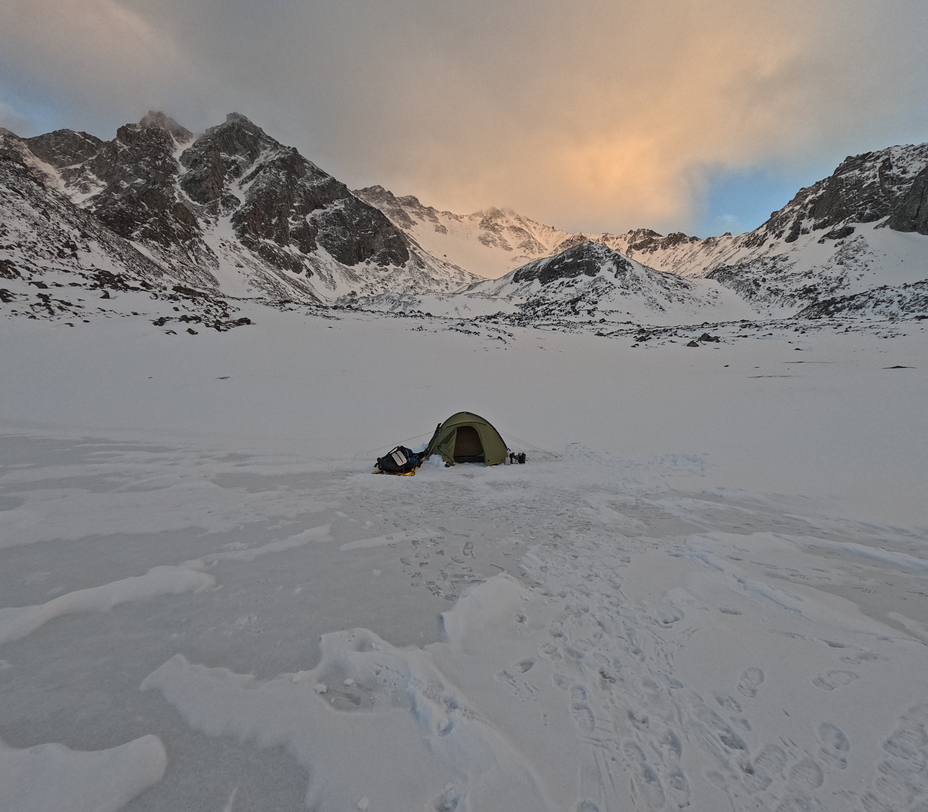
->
0, 134, 252, 331
5, 112, 478, 310
362, 143, 928, 321
464, 241, 753, 324
2, 111, 928, 328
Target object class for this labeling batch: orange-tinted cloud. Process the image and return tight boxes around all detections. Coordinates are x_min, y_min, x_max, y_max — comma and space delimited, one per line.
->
2, 0, 927, 234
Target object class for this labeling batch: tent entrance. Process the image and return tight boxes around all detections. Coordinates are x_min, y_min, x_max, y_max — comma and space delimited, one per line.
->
453, 426, 484, 463
424, 411, 508, 467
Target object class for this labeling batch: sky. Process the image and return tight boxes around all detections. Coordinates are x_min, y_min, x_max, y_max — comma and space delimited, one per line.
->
2, 0, 928, 238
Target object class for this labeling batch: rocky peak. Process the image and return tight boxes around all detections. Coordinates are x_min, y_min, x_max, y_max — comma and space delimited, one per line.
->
139, 111, 193, 144
353, 186, 422, 230
511, 241, 632, 285
478, 207, 515, 229
178, 113, 282, 207
203, 113, 275, 159
24, 129, 105, 169
0, 129, 27, 161
761, 143, 928, 242
356, 184, 393, 202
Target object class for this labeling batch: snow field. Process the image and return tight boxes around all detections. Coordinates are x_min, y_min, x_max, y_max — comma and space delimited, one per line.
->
0, 308, 926, 810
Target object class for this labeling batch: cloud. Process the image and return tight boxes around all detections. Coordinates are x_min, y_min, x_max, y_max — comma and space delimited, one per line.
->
0, 0, 193, 133
2, 0, 927, 233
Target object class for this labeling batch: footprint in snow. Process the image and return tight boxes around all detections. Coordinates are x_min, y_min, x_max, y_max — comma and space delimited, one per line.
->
737, 667, 765, 698
840, 649, 883, 665
743, 743, 788, 792
787, 758, 825, 792
715, 693, 743, 714
569, 685, 595, 734
622, 741, 667, 811
882, 711, 928, 760
817, 722, 850, 769
811, 670, 858, 691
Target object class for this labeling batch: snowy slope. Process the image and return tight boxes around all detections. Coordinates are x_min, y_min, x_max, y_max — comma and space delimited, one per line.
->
0, 307, 926, 811
463, 240, 755, 325
0, 130, 253, 331
355, 185, 578, 278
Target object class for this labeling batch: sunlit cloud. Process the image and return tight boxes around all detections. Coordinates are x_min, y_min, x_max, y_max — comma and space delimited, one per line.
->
2, 0, 927, 234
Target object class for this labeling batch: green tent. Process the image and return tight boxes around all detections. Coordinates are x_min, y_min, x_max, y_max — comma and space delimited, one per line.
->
424, 412, 509, 466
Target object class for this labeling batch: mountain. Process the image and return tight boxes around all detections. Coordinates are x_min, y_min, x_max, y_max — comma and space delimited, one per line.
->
361, 143, 928, 321
3, 111, 928, 326
0, 128, 250, 331
8, 112, 478, 309
599, 144, 928, 317
462, 240, 753, 325
353, 186, 577, 278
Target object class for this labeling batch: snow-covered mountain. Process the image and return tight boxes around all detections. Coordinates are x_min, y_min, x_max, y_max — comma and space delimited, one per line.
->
3, 111, 928, 326
0, 128, 252, 331
359, 144, 928, 322
463, 241, 753, 325
4, 112, 478, 310
353, 186, 577, 278
616, 144, 928, 317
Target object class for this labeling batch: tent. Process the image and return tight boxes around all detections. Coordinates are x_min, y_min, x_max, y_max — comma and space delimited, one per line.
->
424, 412, 509, 466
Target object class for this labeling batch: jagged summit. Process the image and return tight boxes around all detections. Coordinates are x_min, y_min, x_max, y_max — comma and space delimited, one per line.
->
759, 143, 928, 244
138, 111, 193, 143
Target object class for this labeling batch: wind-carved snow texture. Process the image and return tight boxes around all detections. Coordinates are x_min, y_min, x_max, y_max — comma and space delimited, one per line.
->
1, 418, 927, 811
0, 565, 214, 646
0, 733, 167, 812
0, 302, 926, 810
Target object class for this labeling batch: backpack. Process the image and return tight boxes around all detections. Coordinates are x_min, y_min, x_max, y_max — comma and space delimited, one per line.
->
374, 446, 422, 476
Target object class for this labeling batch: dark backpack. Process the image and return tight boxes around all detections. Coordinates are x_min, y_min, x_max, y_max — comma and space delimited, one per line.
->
374, 446, 422, 475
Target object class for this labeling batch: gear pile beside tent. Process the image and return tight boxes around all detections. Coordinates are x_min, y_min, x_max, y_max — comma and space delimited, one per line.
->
374, 412, 525, 475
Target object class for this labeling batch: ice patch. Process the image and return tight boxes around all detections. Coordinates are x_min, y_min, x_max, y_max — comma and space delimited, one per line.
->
339, 529, 432, 551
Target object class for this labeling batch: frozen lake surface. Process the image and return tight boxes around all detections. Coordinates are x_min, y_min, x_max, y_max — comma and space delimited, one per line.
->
1, 306, 926, 811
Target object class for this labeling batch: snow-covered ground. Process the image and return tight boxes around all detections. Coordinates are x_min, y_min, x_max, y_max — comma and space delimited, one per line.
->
1, 305, 926, 812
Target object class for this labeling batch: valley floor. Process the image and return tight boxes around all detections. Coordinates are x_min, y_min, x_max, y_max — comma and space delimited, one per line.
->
0, 307, 926, 811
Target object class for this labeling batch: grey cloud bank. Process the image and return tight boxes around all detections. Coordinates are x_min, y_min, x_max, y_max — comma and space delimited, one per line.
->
2, 0, 927, 235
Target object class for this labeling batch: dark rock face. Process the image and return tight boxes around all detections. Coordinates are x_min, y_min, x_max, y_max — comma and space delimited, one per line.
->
10, 112, 414, 300
178, 113, 409, 270
762, 145, 928, 242
512, 242, 633, 285
83, 123, 201, 248
24, 129, 105, 169
180, 113, 278, 208
313, 196, 409, 266
887, 163, 928, 235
